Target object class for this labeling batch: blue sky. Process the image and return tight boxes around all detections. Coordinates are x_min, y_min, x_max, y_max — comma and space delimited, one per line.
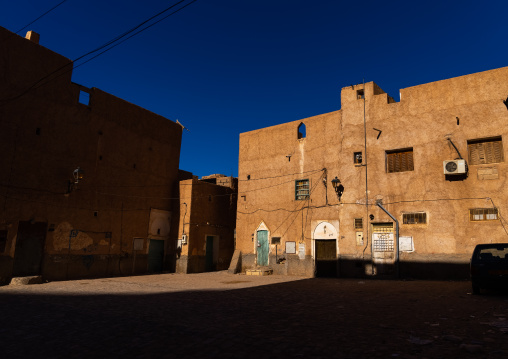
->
2, 0, 507, 178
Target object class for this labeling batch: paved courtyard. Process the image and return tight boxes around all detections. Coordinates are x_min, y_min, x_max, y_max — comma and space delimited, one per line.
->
1, 271, 507, 358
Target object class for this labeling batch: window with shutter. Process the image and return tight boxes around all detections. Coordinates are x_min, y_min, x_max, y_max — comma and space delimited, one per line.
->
386, 148, 414, 173
468, 137, 504, 165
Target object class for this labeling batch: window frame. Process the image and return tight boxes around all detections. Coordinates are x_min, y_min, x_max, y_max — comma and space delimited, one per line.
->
402, 212, 427, 225
295, 179, 310, 200
469, 208, 498, 222
354, 152, 363, 165
386, 147, 414, 173
467, 136, 504, 165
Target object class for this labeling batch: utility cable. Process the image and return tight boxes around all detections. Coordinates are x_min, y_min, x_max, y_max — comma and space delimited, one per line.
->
15, 0, 69, 34
238, 168, 323, 181
2, 0, 198, 103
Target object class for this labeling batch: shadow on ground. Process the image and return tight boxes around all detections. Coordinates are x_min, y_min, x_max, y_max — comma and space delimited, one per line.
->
1, 278, 507, 358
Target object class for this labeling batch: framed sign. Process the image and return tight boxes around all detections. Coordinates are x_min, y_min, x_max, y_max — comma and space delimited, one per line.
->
285, 241, 296, 254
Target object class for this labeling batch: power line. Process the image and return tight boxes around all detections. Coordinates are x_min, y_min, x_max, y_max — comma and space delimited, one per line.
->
3, 0, 198, 103
238, 168, 323, 181
15, 0, 69, 34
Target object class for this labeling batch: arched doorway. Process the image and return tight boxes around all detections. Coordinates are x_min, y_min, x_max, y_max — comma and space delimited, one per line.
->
255, 222, 270, 266
313, 221, 338, 277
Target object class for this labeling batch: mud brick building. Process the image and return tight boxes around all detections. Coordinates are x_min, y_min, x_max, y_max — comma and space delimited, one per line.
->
236, 66, 508, 279
176, 174, 237, 273
0, 27, 184, 283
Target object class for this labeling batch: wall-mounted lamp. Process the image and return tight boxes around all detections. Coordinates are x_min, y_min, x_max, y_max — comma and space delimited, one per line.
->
331, 176, 344, 201
73, 167, 84, 184
66, 167, 84, 194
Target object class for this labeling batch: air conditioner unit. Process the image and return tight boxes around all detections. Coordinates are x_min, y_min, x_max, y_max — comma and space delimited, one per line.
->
443, 160, 466, 175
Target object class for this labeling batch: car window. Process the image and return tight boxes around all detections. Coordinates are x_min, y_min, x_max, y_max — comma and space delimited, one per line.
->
478, 246, 508, 260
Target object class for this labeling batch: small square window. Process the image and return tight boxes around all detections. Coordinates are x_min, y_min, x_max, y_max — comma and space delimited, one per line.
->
354, 218, 363, 229
357, 89, 365, 99
386, 148, 414, 173
295, 179, 310, 200
354, 152, 362, 164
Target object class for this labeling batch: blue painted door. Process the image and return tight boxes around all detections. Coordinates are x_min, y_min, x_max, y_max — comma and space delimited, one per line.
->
257, 230, 268, 266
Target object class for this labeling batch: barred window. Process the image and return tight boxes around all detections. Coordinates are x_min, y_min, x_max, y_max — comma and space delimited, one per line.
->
386, 148, 414, 173
354, 218, 363, 229
295, 179, 310, 200
403, 212, 427, 224
468, 137, 503, 165
470, 208, 498, 221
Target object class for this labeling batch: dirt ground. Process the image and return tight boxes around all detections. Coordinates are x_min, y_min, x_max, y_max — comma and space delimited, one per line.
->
1, 271, 507, 358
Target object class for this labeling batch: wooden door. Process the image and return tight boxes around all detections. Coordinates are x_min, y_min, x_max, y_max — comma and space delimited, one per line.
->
315, 239, 337, 277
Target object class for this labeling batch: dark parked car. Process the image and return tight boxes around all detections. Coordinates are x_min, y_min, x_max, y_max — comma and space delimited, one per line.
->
470, 243, 508, 294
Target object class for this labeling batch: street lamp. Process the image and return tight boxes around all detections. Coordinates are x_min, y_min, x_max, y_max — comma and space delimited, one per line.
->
73, 167, 84, 184
331, 176, 344, 201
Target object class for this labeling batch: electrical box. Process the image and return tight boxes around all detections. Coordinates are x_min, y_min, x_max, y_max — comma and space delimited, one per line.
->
443, 159, 466, 175
181, 234, 187, 244
356, 232, 364, 246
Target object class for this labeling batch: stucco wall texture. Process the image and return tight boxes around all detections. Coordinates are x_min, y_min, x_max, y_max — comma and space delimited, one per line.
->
176, 178, 237, 273
0, 27, 182, 283
237, 66, 508, 279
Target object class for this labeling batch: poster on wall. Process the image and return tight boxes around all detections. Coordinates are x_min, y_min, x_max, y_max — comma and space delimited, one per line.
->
285, 241, 296, 254
399, 236, 414, 252
298, 243, 305, 259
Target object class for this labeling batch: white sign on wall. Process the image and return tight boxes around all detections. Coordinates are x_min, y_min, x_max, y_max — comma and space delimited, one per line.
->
286, 241, 296, 254
399, 236, 414, 252
298, 243, 306, 259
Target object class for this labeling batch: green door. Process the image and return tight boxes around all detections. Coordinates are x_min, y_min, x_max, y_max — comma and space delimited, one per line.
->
205, 236, 214, 272
257, 230, 268, 266
148, 239, 164, 273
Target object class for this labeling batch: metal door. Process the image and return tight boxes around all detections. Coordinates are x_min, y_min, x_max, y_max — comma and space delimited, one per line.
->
148, 239, 164, 273
315, 239, 337, 277
256, 230, 268, 266
12, 221, 47, 277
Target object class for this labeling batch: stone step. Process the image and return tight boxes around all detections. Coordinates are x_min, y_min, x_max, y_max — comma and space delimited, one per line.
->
9, 276, 43, 285
246, 268, 273, 276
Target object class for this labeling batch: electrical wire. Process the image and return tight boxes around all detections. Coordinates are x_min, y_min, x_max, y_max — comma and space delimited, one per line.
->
238, 168, 323, 181
271, 172, 324, 236
489, 198, 508, 236
15, 0, 69, 34
2, 0, 198, 103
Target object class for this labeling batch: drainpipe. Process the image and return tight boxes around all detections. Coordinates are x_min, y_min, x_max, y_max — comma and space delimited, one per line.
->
376, 202, 400, 279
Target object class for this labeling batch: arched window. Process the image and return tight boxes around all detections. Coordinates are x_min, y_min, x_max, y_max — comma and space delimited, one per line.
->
298, 123, 306, 139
